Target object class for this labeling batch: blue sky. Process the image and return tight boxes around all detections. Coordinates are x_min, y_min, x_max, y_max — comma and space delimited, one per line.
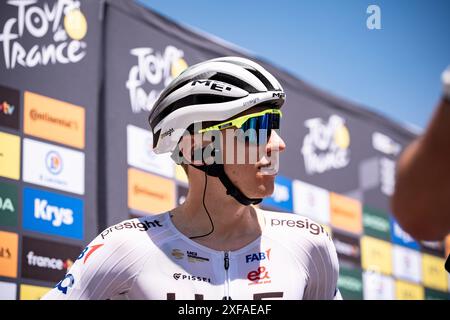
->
137, 0, 450, 130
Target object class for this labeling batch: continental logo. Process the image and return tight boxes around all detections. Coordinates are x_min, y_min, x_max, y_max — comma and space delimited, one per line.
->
128, 168, 175, 214
24, 91, 85, 149
30, 109, 79, 129
271, 217, 329, 237
330, 193, 363, 235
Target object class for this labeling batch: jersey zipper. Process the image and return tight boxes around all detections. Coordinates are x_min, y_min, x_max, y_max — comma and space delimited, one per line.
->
223, 251, 231, 299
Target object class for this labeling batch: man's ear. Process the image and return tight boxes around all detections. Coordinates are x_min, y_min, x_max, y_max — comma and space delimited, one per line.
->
178, 134, 204, 165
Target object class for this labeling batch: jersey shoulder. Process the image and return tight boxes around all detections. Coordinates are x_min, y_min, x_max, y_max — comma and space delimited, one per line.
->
97, 213, 168, 244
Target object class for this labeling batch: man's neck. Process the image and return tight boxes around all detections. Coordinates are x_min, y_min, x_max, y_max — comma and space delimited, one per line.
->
170, 175, 264, 251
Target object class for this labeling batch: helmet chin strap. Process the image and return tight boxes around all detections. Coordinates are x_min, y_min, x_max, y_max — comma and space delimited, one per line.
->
171, 146, 262, 206
191, 163, 263, 206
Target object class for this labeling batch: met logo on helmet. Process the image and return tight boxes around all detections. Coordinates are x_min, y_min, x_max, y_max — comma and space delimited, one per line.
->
191, 80, 232, 92
272, 92, 285, 99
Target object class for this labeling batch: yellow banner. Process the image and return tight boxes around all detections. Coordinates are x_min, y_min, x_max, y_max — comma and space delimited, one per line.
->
330, 193, 362, 234
422, 254, 447, 291
361, 236, 392, 275
0, 132, 20, 180
396, 280, 424, 300
128, 168, 175, 214
20, 284, 51, 300
0, 231, 18, 278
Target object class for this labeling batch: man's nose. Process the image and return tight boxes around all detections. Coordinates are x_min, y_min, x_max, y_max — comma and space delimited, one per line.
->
266, 130, 286, 154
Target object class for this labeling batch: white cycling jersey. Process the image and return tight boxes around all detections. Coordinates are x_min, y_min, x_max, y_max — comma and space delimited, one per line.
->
42, 209, 342, 300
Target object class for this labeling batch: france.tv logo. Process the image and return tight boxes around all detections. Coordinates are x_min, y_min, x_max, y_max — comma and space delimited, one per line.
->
23, 187, 83, 240
46, 151, 63, 175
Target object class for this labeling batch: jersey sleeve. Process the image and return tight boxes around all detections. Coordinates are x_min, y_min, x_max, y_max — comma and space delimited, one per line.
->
41, 222, 150, 300
303, 232, 342, 300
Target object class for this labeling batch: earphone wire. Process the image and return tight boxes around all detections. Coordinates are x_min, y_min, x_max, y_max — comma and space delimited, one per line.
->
189, 170, 215, 239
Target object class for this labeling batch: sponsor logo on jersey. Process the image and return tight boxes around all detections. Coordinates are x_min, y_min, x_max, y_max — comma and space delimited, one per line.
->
247, 266, 271, 285
187, 251, 209, 263
76, 244, 104, 264
301, 115, 350, 175
100, 219, 163, 239
56, 273, 75, 295
170, 249, 209, 262
245, 249, 271, 263
171, 249, 184, 260
173, 273, 211, 283
271, 217, 329, 237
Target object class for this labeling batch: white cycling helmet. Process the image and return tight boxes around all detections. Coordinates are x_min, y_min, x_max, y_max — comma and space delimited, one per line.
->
148, 56, 286, 154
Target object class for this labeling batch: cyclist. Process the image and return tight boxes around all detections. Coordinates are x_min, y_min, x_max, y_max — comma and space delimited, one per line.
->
42, 56, 341, 300
392, 66, 450, 241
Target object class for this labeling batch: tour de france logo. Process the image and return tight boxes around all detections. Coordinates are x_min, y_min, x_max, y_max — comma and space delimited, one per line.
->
301, 114, 351, 175
126, 46, 188, 113
0, 0, 88, 69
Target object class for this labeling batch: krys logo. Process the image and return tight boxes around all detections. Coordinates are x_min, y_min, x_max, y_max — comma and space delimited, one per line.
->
301, 115, 350, 175
23, 187, 84, 240
0, 0, 87, 69
126, 46, 188, 113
